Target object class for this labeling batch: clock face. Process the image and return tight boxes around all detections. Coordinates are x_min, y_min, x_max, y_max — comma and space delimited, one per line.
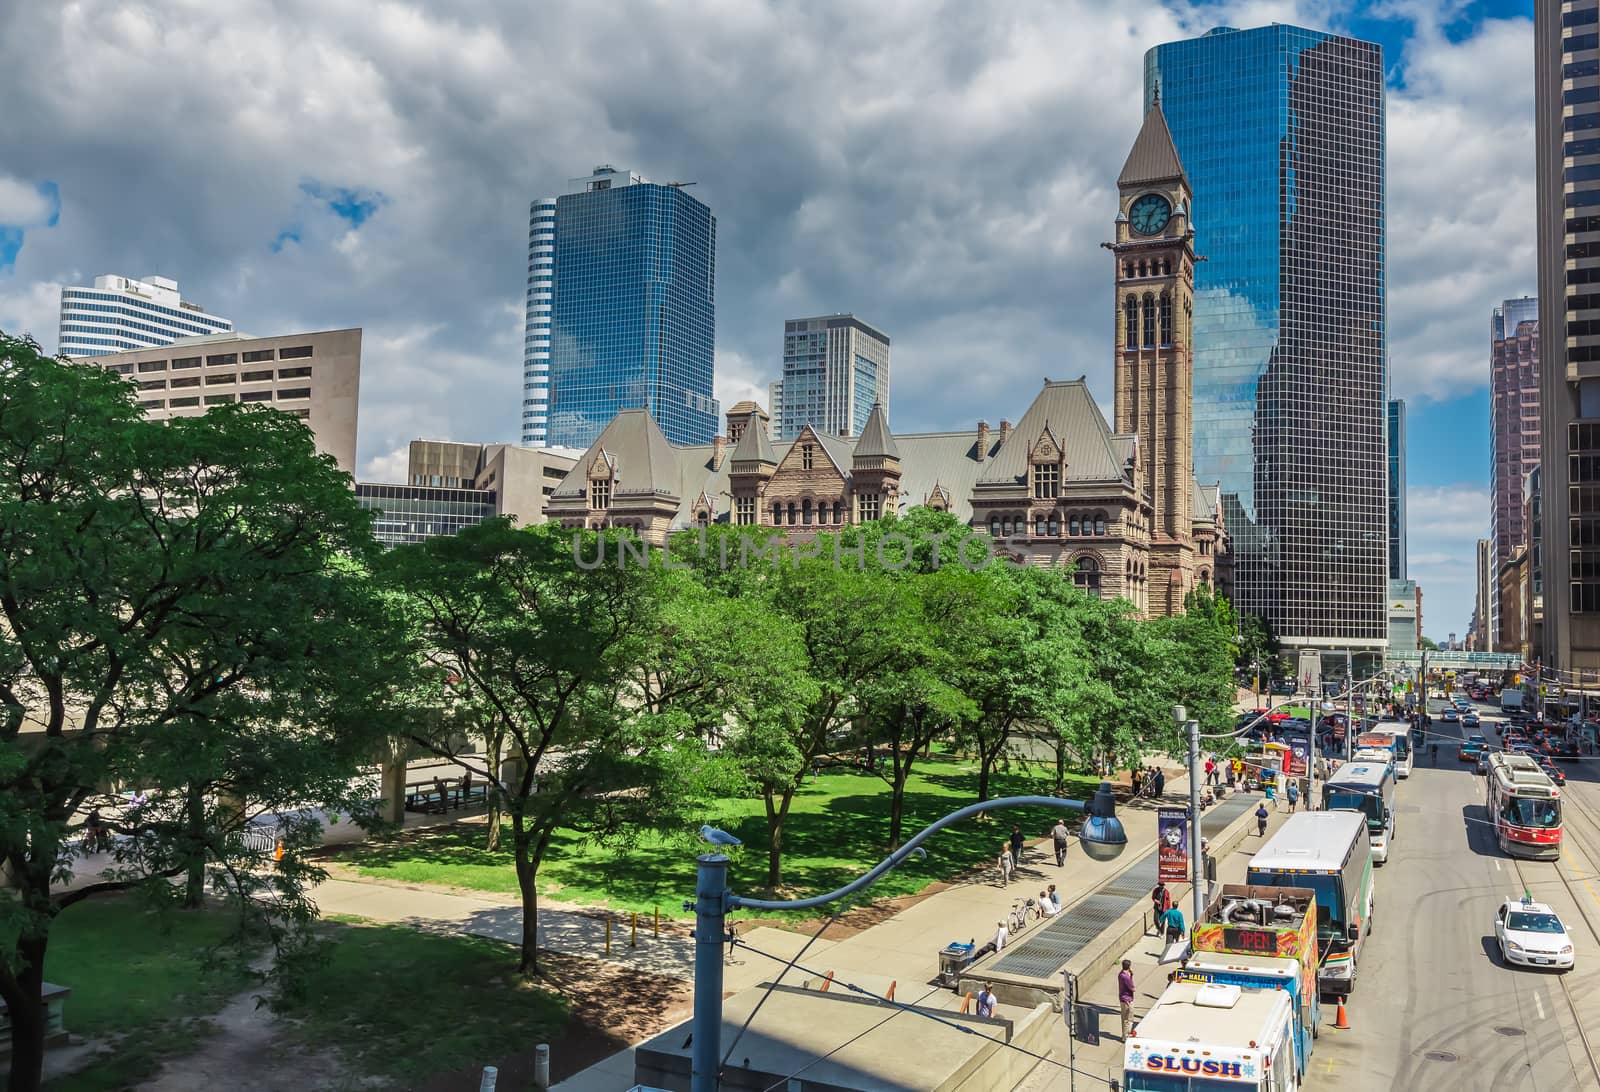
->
1129, 193, 1172, 236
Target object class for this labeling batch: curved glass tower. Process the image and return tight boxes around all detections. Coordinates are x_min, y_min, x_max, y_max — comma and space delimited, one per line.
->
1147, 24, 1388, 649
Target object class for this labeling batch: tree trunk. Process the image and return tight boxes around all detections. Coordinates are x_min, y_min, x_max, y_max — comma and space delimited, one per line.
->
514, 830, 539, 976
1, 918, 50, 1092
183, 782, 206, 908
484, 733, 503, 853
888, 772, 908, 850
1055, 740, 1068, 794
764, 788, 795, 892
976, 751, 992, 802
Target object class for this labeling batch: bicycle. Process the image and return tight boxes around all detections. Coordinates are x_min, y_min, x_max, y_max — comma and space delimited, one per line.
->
1008, 899, 1034, 933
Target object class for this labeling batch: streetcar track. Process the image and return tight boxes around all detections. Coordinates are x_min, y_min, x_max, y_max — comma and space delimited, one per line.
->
1505, 801, 1600, 1090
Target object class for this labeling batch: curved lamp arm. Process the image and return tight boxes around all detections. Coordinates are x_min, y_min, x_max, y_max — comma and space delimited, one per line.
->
730, 791, 1112, 912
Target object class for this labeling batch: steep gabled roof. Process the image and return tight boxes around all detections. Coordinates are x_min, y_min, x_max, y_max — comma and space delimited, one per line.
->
853, 403, 900, 461
1118, 100, 1189, 189
548, 409, 682, 499
976, 379, 1127, 486
729, 411, 777, 466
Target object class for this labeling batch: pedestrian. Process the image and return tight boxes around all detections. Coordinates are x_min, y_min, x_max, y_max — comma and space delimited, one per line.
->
1286, 780, 1300, 814
1204, 757, 1216, 786
1256, 802, 1269, 836
1131, 768, 1143, 797
1009, 825, 1025, 867
1039, 890, 1059, 916
998, 844, 1014, 887
993, 919, 1009, 954
84, 808, 106, 853
1118, 960, 1136, 1040
1048, 884, 1060, 910
1161, 904, 1186, 944
976, 982, 998, 1018
1153, 768, 1166, 798
1051, 818, 1070, 867
1150, 882, 1171, 931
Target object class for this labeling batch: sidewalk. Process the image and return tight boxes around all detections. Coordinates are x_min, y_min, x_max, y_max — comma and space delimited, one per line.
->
1015, 799, 1298, 1091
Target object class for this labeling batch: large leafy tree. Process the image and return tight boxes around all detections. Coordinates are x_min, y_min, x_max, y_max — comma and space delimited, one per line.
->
0, 334, 395, 1092
380, 520, 732, 974
1151, 588, 1242, 735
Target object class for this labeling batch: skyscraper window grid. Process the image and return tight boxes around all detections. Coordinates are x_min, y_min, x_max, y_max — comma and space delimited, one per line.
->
522, 197, 556, 446
546, 169, 718, 449
58, 274, 232, 358
1148, 24, 1387, 648
777, 315, 890, 441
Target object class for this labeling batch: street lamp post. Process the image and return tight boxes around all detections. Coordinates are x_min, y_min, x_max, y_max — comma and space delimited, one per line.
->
686, 787, 1128, 1092
1173, 707, 1206, 927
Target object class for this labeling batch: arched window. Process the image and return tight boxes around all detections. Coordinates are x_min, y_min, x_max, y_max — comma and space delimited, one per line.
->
834, 501, 843, 525
697, 510, 709, 528
802, 498, 813, 526
1199, 569, 1211, 587
990, 515, 1000, 537
1095, 513, 1107, 535
1162, 258, 1171, 275
1069, 516, 1081, 536
1002, 517, 1013, 537
1124, 296, 1138, 347
772, 504, 781, 525
1124, 262, 1133, 279
1073, 557, 1102, 597
1034, 515, 1045, 536
787, 502, 797, 525
1047, 514, 1059, 536
1159, 294, 1172, 345
1142, 294, 1155, 347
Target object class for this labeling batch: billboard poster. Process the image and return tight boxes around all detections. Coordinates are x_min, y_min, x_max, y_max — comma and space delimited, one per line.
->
1157, 807, 1189, 884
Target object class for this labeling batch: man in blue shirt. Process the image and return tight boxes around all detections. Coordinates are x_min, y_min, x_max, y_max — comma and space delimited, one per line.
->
1161, 905, 1186, 944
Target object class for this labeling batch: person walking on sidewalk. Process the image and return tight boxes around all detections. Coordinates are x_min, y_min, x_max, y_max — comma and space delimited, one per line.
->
1152, 767, 1166, 798
1150, 882, 1172, 933
1051, 818, 1070, 867
1009, 825, 1025, 867
1119, 960, 1136, 1040
1256, 802, 1270, 836
1286, 779, 1300, 814
998, 844, 1014, 887
1161, 905, 1187, 945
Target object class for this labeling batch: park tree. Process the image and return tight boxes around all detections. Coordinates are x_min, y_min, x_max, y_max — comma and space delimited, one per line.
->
380, 520, 733, 975
1236, 610, 1281, 681
1152, 588, 1244, 735
0, 334, 396, 1092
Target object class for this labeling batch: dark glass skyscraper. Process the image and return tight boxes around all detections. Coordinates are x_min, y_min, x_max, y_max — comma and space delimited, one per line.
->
1147, 24, 1387, 650
545, 166, 718, 449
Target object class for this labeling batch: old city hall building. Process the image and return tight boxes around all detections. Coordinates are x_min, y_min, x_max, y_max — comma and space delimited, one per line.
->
546, 101, 1227, 614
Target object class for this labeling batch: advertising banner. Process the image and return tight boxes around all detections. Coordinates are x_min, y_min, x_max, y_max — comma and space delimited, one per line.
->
1157, 807, 1189, 884
1287, 739, 1310, 777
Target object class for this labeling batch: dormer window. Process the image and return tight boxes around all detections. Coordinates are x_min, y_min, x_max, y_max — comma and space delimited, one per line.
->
590, 479, 611, 509
1032, 462, 1060, 500
801, 444, 815, 470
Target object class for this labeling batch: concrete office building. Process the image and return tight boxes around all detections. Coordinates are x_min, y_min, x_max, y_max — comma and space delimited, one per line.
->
774, 314, 890, 441
1490, 297, 1539, 649
1148, 24, 1388, 653
1388, 399, 1407, 582
356, 440, 579, 547
58, 274, 232, 358
86, 329, 361, 475
534, 165, 719, 450
1538, 0, 1600, 676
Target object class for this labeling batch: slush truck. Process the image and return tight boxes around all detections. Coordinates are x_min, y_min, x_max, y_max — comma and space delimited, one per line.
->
1124, 981, 1300, 1092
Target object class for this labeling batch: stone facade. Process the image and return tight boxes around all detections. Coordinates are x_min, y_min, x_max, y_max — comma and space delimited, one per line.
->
544, 101, 1228, 613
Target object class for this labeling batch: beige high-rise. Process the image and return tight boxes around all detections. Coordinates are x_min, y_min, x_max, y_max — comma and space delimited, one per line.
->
84, 328, 361, 476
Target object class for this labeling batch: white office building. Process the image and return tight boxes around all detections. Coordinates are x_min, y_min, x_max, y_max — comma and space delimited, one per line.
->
775, 314, 890, 441
522, 198, 557, 446
58, 274, 232, 358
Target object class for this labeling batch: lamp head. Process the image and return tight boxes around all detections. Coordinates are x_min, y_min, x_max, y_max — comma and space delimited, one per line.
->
1080, 780, 1128, 863
1172, 705, 1187, 726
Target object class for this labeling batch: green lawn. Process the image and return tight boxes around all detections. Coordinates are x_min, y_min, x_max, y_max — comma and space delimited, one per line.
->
42, 897, 253, 1092
278, 916, 567, 1082
341, 755, 1101, 918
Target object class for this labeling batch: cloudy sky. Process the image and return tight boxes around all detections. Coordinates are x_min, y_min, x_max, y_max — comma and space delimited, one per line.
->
0, 0, 1534, 640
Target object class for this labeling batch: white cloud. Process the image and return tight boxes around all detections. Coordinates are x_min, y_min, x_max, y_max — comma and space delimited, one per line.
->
360, 444, 410, 484
1406, 482, 1488, 640
0, 280, 63, 354
0, 176, 53, 226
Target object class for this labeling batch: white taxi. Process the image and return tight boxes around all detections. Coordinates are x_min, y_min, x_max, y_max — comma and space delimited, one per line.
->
1495, 896, 1575, 972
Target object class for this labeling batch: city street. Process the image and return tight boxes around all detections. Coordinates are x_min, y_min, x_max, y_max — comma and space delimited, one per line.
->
1312, 696, 1600, 1091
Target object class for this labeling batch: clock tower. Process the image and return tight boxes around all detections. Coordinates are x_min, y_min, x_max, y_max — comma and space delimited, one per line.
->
1109, 92, 1199, 616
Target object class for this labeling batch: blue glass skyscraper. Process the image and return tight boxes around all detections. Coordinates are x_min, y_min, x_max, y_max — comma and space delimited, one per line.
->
1147, 25, 1388, 651
542, 166, 718, 449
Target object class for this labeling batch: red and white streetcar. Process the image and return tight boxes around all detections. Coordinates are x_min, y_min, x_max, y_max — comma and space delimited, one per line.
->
1484, 752, 1562, 860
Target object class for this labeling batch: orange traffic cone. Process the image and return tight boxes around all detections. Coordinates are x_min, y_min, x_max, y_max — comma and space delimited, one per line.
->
1334, 999, 1350, 1030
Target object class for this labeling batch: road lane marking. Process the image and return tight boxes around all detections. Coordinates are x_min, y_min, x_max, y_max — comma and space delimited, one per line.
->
1560, 842, 1600, 920
1536, 991, 1547, 1020
1496, 861, 1502, 871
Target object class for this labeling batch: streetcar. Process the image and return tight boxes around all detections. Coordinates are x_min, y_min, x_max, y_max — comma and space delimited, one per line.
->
1484, 752, 1563, 860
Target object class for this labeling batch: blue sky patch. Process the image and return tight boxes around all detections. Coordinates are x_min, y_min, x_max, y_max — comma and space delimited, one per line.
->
0, 227, 22, 271
271, 227, 302, 253
300, 180, 387, 228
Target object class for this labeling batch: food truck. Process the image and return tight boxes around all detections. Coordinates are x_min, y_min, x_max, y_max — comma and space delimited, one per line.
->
1123, 981, 1300, 1091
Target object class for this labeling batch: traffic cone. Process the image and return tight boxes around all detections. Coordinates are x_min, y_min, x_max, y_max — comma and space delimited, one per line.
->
1334, 999, 1350, 1030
